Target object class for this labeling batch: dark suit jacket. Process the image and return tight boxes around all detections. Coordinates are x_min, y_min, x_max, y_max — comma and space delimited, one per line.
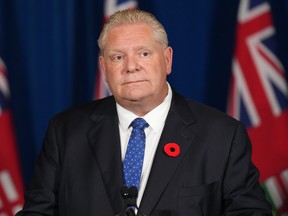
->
17, 92, 272, 216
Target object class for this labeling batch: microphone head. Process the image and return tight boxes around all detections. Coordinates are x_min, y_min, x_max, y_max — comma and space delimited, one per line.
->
125, 186, 138, 207
129, 186, 138, 198
120, 186, 130, 199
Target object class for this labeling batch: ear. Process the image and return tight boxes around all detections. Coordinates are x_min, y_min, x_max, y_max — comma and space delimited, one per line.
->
99, 55, 107, 82
164, 47, 173, 75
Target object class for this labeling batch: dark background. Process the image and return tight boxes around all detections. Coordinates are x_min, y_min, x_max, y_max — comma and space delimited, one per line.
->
0, 0, 287, 186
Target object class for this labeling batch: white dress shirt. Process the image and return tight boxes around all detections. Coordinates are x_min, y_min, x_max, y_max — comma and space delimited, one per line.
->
116, 83, 172, 207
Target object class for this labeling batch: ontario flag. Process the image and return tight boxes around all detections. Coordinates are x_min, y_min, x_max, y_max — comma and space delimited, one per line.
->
94, 0, 138, 99
0, 58, 24, 215
227, 0, 288, 214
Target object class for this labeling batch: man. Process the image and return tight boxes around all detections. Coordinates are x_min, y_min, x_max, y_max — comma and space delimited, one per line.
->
17, 9, 272, 215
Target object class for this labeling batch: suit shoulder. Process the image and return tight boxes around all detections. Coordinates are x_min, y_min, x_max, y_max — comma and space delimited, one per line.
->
178, 96, 248, 146
182, 96, 240, 127
51, 96, 115, 124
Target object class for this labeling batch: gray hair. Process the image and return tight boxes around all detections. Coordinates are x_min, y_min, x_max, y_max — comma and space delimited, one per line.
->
98, 9, 168, 54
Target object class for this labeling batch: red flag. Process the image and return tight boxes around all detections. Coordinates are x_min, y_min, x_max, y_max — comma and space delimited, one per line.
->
0, 58, 24, 215
94, 0, 138, 99
227, 0, 288, 214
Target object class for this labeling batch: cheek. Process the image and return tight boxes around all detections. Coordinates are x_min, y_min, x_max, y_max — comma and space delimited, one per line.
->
105, 64, 121, 79
105, 70, 123, 88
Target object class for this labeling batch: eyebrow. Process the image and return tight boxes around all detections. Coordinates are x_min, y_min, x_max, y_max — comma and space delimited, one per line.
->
106, 45, 152, 55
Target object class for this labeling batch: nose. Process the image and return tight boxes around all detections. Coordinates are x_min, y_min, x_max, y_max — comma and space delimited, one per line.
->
126, 55, 140, 73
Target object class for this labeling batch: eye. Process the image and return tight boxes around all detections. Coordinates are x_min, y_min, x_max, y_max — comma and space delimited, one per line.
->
112, 55, 124, 61
140, 51, 151, 57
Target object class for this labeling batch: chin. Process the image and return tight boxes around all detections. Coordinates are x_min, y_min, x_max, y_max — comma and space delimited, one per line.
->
124, 90, 148, 100
125, 94, 147, 102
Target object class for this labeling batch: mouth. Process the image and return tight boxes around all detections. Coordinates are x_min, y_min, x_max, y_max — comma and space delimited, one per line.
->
123, 80, 147, 85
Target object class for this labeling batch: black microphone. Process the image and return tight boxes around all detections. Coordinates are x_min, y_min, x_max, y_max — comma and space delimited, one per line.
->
126, 186, 138, 208
121, 186, 130, 199
115, 186, 146, 216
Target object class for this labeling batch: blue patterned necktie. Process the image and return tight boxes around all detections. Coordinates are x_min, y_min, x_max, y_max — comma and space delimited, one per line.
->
123, 118, 149, 189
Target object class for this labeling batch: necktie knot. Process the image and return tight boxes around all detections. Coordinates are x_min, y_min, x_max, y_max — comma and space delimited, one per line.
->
130, 118, 149, 130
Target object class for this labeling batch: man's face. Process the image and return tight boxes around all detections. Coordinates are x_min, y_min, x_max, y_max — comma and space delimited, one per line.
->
99, 23, 173, 113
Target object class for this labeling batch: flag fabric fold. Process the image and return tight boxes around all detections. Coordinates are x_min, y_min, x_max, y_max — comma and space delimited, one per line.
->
0, 58, 24, 215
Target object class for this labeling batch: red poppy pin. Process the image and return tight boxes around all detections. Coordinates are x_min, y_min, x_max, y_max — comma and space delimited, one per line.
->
164, 143, 180, 157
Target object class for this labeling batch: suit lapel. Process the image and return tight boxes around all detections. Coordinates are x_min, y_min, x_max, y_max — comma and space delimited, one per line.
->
139, 92, 197, 215
87, 97, 125, 214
